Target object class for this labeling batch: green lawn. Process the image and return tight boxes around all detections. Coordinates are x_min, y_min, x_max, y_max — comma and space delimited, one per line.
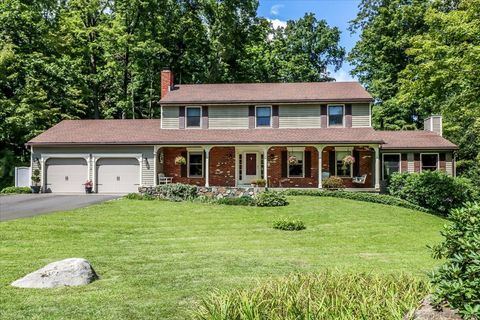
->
0, 196, 445, 319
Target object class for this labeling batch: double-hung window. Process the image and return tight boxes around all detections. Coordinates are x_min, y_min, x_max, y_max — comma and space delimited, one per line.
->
186, 107, 201, 128
188, 152, 203, 177
335, 150, 352, 177
288, 151, 304, 177
256, 106, 271, 127
383, 154, 401, 180
328, 105, 344, 127
421, 154, 438, 172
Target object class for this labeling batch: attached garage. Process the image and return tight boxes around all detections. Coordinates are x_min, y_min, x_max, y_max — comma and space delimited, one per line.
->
96, 158, 140, 193
45, 158, 88, 193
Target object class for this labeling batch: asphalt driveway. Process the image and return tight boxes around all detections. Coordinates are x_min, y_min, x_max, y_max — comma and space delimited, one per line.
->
0, 194, 121, 221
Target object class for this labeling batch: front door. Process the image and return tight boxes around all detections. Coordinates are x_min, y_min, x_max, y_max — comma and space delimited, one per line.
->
243, 153, 259, 184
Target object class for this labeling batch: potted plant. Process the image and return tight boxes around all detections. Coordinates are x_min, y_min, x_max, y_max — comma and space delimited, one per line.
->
342, 155, 355, 176
250, 180, 257, 188
83, 180, 93, 194
30, 169, 41, 193
255, 179, 266, 187
288, 155, 297, 165
174, 155, 186, 166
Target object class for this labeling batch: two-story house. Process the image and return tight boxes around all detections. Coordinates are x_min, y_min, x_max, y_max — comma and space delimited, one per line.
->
27, 69, 457, 193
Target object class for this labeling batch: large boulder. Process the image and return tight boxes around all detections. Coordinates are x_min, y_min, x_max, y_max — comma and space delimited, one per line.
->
11, 258, 98, 288
405, 296, 462, 320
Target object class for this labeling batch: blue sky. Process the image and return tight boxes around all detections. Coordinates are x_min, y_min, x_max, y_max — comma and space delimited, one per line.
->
257, 0, 361, 81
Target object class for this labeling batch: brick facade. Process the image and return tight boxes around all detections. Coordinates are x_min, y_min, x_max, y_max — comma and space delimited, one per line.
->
267, 146, 319, 188
160, 146, 453, 188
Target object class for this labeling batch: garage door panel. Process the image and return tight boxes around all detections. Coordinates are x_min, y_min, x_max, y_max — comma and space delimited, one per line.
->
97, 158, 139, 193
46, 158, 88, 193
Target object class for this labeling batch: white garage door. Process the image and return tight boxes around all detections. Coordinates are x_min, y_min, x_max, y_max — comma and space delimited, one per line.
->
96, 158, 139, 193
45, 158, 88, 193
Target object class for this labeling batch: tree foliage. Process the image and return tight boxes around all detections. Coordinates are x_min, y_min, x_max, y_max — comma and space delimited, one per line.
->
0, 0, 345, 188
349, 0, 480, 177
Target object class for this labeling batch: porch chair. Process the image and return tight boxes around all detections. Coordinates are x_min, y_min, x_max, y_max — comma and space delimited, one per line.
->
157, 173, 173, 185
352, 174, 367, 184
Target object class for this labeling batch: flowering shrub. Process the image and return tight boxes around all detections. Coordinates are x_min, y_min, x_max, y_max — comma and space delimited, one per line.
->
343, 155, 355, 166
174, 156, 186, 165
323, 176, 345, 189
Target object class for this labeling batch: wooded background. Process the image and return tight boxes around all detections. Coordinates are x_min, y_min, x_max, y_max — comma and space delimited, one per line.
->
1, 0, 479, 188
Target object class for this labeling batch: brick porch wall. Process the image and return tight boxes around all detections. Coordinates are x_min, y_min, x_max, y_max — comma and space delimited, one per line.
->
163, 147, 205, 186
267, 146, 319, 188
209, 147, 236, 186
322, 147, 373, 188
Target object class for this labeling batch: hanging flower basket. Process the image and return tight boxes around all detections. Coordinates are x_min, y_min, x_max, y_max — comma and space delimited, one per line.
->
288, 155, 298, 165
174, 155, 186, 166
342, 155, 355, 166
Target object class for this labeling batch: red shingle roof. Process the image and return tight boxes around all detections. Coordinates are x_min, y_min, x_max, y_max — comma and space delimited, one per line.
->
377, 130, 458, 150
160, 82, 373, 105
27, 120, 457, 150
27, 120, 382, 145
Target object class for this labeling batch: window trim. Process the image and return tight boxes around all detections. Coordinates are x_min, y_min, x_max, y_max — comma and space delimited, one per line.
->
187, 150, 204, 178
420, 153, 439, 172
334, 149, 353, 177
287, 149, 305, 178
185, 106, 202, 129
255, 105, 272, 128
382, 153, 402, 180
327, 104, 345, 128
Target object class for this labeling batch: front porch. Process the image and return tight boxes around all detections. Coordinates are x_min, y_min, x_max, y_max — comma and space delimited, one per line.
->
153, 145, 381, 190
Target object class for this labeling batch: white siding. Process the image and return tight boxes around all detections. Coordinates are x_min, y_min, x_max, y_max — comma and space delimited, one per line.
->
446, 153, 453, 176
352, 104, 371, 127
209, 105, 249, 129
407, 153, 415, 173
162, 106, 179, 129
279, 105, 321, 128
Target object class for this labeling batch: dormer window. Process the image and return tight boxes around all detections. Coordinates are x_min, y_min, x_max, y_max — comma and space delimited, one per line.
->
328, 105, 344, 127
256, 106, 271, 127
186, 106, 201, 128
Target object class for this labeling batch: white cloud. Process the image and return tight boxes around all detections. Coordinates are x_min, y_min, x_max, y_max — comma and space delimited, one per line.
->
329, 68, 355, 82
270, 4, 284, 16
268, 18, 287, 29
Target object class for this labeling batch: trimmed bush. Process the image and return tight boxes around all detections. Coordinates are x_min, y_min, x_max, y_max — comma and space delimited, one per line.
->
285, 189, 431, 213
152, 183, 198, 201
125, 193, 155, 200
430, 202, 480, 319
0, 186, 31, 194
323, 176, 345, 189
215, 196, 254, 206
273, 218, 305, 231
388, 171, 478, 216
254, 191, 289, 207
192, 272, 428, 319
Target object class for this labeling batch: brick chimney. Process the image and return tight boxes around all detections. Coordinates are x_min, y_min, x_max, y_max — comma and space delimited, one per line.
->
424, 115, 442, 136
160, 69, 174, 99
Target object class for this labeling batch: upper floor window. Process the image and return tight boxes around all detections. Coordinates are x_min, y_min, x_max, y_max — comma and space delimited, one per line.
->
328, 105, 344, 127
421, 154, 438, 172
288, 151, 304, 178
256, 106, 271, 127
186, 106, 201, 128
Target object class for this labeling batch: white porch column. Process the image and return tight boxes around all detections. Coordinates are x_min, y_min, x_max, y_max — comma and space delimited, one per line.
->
40, 157, 45, 193
153, 146, 159, 186
137, 156, 143, 187
92, 157, 97, 193
263, 146, 269, 187
374, 146, 380, 190
316, 145, 325, 188
204, 146, 212, 187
